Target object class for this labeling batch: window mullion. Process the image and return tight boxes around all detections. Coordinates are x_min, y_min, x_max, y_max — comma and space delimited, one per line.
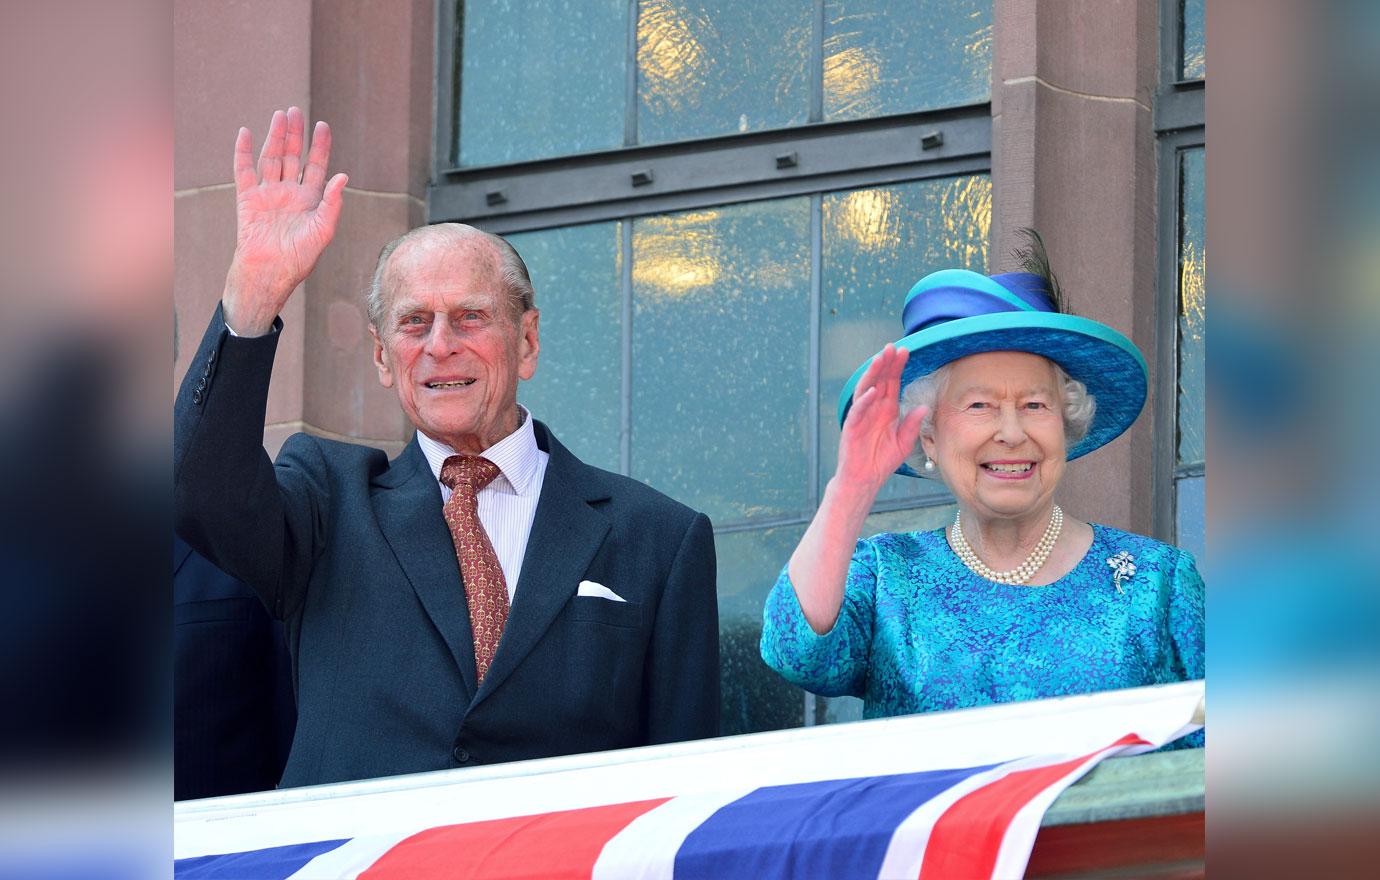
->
620, 218, 634, 477
624, 0, 638, 148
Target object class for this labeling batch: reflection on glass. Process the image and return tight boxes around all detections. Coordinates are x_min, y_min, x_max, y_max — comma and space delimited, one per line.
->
638, 0, 810, 144
824, 0, 991, 122
458, 0, 627, 166
1176, 474, 1205, 562
1178, 148, 1205, 467
821, 175, 992, 505
510, 222, 624, 473
1181, 0, 1206, 80
631, 199, 812, 524
630, 209, 723, 294
717, 524, 808, 735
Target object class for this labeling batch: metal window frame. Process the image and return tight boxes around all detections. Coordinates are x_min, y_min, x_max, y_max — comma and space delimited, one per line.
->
430, 0, 991, 235
430, 0, 990, 520
430, 107, 992, 234
1152, 0, 1206, 545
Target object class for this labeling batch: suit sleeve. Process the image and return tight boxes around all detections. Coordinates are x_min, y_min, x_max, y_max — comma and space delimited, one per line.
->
174, 304, 327, 621
642, 511, 720, 744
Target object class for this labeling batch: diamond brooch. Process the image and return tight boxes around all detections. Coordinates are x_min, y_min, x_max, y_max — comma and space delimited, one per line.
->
1106, 551, 1137, 593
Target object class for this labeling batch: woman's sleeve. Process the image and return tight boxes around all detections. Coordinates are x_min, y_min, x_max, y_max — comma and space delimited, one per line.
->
1169, 548, 1206, 682
1161, 548, 1206, 749
759, 539, 878, 698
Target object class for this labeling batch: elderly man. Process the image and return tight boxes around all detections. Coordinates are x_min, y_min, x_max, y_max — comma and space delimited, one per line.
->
175, 108, 719, 788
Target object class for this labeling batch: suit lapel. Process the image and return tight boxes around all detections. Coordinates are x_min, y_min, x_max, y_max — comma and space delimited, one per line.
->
173, 534, 195, 575
373, 440, 478, 700
475, 423, 611, 704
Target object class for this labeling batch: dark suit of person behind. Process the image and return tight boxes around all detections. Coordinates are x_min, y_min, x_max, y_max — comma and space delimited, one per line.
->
173, 108, 719, 788
174, 535, 295, 800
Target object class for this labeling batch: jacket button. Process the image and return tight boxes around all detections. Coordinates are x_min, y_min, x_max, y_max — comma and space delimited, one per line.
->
452, 745, 470, 763
195, 377, 207, 391
208, 349, 216, 362
192, 390, 203, 405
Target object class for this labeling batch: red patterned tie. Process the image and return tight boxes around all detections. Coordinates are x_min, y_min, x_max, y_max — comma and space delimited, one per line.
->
440, 454, 509, 683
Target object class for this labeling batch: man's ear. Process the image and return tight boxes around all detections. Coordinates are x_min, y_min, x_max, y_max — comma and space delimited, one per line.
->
517, 308, 540, 381
371, 326, 394, 388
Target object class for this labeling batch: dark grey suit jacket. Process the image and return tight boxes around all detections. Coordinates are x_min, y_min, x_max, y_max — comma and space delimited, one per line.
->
174, 535, 295, 800
174, 307, 719, 787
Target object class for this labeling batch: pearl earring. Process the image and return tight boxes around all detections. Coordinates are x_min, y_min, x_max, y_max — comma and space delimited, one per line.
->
923, 457, 935, 473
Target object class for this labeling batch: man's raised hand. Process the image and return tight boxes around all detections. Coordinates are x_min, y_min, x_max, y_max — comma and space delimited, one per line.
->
222, 107, 347, 336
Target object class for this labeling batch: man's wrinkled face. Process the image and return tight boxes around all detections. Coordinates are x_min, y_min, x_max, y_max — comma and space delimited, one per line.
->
371, 238, 539, 454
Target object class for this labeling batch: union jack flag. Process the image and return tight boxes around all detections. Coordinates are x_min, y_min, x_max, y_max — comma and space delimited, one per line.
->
176, 681, 1204, 880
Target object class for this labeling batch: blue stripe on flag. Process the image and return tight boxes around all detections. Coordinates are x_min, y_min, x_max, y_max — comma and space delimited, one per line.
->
674, 763, 1001, 880
174, 839, 350, 879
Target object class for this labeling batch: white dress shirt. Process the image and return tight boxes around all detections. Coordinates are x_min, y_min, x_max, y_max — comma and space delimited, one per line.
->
416, 406, 549, 601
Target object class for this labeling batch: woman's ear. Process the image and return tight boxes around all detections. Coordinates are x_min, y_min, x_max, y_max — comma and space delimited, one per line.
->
918, 424, 937, 461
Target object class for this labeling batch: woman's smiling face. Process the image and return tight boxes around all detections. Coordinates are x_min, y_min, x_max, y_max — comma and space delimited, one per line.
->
920, 351, 1068, 524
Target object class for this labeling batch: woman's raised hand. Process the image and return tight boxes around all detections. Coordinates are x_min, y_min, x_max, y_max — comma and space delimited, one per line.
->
834, 344, 927, 494
223, 107, 348, 336
787, 344, 926, 633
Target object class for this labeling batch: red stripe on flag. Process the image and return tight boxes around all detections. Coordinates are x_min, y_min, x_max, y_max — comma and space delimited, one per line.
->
917, 733, 1148, 880
359, 797, 671, 880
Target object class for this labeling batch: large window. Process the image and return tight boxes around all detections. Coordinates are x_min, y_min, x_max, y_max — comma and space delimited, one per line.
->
1155, 0, 1207, 560
448, 0, 990, 168
434, 1, 994, 735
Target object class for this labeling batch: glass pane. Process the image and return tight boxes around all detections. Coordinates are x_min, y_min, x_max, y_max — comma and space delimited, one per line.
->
511, 222, 624, 473
1177, 148, 1206, 467
458, 0, 628, 166
1176, 475, 1206, 562
817, 694, 864, 725
631, 199, 812, 523
820, 175, 992, 505
1181, 0, 1206, 80
717, 524, 808, 736
638, 0, 811, 144
824, 0, 992, 122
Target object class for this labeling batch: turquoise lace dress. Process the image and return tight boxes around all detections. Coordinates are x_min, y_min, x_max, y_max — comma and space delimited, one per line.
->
760, 524, 1204, 744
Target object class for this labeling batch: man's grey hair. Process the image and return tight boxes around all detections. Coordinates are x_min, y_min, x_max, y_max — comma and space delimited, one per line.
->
366, 223, 536, 328
898, 358, 1096, 476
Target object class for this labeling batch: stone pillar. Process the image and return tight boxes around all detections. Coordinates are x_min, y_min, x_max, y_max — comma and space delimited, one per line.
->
303, 0, 434, 458
174, 0, 313, 454
173, 0, 434, 459
990, 0, 1160, 535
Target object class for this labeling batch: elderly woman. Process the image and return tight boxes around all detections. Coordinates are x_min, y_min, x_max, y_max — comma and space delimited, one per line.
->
760, 237, 1204, 725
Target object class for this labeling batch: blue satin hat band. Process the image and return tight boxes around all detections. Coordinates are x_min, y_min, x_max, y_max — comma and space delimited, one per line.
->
901, 269, 1057, 335
840, 268, 1149, 477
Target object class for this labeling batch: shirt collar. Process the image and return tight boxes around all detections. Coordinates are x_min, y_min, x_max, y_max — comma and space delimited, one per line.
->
415, 405, 541, 496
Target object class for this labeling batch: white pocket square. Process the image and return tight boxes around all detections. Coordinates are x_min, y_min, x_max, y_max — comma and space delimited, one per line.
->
577, 580, 626, 603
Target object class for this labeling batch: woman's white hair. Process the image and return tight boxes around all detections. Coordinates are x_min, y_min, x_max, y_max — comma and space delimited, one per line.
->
899, 358, 1096, 476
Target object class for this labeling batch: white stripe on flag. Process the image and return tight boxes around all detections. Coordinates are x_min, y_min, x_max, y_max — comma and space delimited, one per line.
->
988, 740, 1148, 880
875, 755, 1044, 879
283, 831, 413, 880
877, 735, 1170, 880
591, 788, 757, 880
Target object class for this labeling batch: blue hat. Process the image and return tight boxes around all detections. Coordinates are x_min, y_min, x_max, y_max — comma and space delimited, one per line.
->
838, 268, 1148, 477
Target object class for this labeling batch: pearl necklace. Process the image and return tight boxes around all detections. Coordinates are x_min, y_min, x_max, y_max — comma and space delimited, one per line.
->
951, 505, 1063, 586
